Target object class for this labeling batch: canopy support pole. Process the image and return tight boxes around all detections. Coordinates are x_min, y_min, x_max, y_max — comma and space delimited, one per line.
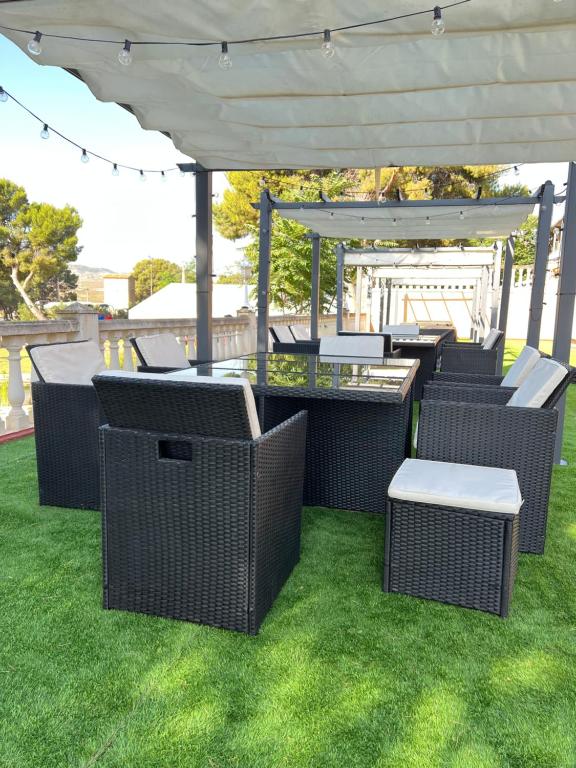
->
336, 243, 344, 332
355, 267, 362, 331
498, 236, 515, 371
527, 180, 555, 347
310, 233, 321, 338
257, 189, 273, 353
386, 278, 393, 324
195, 170, 213, 361
552, 162, 576, 464
490, 241, 502, 330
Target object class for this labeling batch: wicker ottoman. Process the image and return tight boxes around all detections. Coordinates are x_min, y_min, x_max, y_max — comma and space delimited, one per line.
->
383, 459, 521, 617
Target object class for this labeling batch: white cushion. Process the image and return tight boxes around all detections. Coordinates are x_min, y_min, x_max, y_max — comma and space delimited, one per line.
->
501, 346, 541, 388
29, 340, 106, 385
382, 324, 420, 337
165, 371, 261, 439
319, 334, 384, 357
271, 325, 294, 344
134, 333, 190, 368
482, 329, 501, 350
290, 325, 311, 341
507, 358, 568, 408
388, 458, 522, 516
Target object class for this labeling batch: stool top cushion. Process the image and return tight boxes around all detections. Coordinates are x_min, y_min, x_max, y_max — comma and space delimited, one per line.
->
133, 333, 191, 368
501, 345, 541, 388
382, 323, 420, 337
388, 458, 522, 515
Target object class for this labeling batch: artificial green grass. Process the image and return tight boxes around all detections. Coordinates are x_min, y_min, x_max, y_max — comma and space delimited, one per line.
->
1, 343, 575, 767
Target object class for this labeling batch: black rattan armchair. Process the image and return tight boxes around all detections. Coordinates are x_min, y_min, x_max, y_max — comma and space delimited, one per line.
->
439, 329, 504, 375
93, 373, 307, 634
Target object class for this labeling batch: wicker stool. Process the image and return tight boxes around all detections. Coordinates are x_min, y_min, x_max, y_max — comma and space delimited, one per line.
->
384, 459, 521, 617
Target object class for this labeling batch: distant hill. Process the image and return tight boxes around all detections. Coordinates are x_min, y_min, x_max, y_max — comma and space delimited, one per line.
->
71, 264, 116, 276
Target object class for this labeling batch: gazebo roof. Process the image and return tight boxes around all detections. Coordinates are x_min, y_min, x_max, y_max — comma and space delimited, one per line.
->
273, 198, 536, 240
1, 1, 576, 169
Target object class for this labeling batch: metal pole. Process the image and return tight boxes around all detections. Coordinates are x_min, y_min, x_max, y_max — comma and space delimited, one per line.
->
336, 243, 344, 332
378, 278, 385, 331
355, 266, 362, 331
386, 278, 392, 324
527, 180, 555, 347
552, 162, 576, 464
490, 241, 502, 329
498, 236, 514, 371
310, 233, 321, 339
257, 189, 273, 353
195, 171, 213, 361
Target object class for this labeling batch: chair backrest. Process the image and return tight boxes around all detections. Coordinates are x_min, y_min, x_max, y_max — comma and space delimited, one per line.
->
482, 329, 503, 350
270, 325, 294, 344
507, 358, 569, 409
27, 340, 106, 385
130, 333, 190, 369
501, 346, 541, 388
319, 334, 384, 357
93, 371, 261, 440
289, 325, 311, 341
382, 323, 420, 337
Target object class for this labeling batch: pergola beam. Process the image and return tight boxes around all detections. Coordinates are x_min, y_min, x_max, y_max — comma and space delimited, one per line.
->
195, 170, 213, 361
256, 189, 273, 353
309, 234, 321, 338
527, 180, 555, 347
498, 236, 515, 370
254, 197, 540, 210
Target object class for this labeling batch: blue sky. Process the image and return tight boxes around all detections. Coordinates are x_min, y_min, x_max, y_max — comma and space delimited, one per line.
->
0, 34, 569, 274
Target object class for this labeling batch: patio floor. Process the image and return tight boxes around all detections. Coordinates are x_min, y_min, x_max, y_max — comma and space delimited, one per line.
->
1, 344, 575, 767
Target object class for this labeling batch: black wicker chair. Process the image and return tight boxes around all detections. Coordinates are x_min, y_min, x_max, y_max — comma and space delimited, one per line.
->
418, 359, 574, 554
130, 333, 210, 373
439, 329, 504, 375
27, 340, 107, 510
93, 373, 307, 635
431, 345, 542, 388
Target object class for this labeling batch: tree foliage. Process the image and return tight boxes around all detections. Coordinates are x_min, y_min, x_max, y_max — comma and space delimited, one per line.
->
214, 167, 528, 312
0, 179, 82, 320
131, 258, 196, 303
511, 214, 539, 265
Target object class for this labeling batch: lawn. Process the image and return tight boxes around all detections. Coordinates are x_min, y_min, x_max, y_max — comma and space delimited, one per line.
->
0, 343, 575, 767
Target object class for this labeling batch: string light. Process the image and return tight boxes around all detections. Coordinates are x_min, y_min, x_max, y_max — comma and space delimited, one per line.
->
0, 87, 8, 103
392, 218, 398, 226
161, 170, 167, 182
514, 165, 520, 177
431, 6, 446, 35
426, 216, 431, 225
80, 148, 89, 164
40, 123, 49, 139
219, 42, 232, 70
118, 39, 133, 66
27, 31, 42, 55
459, 210, 464, 220
321, 30, 335, 58
112, 163, 120, 176
139, 170, 146, 182
1, 1, 472, 66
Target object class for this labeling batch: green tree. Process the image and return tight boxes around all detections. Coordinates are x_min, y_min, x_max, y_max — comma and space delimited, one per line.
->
511, 214, 538, 265
131, 258, 195, 303
32, 267, 78, 305
0, 179, 82, 320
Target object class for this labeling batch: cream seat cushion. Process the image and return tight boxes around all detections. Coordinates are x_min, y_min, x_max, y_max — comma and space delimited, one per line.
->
29, 340, 106, 385
507, 358, 568, 408
319, 334, 384, 357
271, 325, 294, 344
388, 458, 522, 515
382, 323, 420, 337
134, 333, 190, 368
290, 325, 311, 341
501, 346, 541, 388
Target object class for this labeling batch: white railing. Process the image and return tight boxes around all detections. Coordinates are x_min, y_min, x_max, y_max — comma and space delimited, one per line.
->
0, 308, 257, 435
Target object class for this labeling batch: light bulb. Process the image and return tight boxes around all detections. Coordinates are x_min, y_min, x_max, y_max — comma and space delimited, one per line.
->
514, 165, 520, 177
180, 169, 186, 177
28, 31, 43, 56
431, 7, 445, 36
0, 87, 8, 103
161, 171, 167, 182
140, 170, 146, 182
459, 210, 464, 221
553, 0, 565, 3
361, 216, 366, 224
392, 218, 397, 226
426, 216, 431, 225
321, 29, 335, 58
40, 123, 49, 139
118, 39, 133, 66
112, 163, 120, 176
80, 149, 89, 164
219, 42, 232, 70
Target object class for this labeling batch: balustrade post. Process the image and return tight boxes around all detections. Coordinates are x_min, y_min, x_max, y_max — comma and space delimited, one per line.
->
122, 339, 134, 371
5, 340, 30, 432
109, 337, 121, 369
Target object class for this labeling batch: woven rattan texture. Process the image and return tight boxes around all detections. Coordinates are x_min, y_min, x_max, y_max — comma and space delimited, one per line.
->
272, 341, 320, 355
431, 372, 505, 386
262, 395, 411, 514
440, 345, 499, 375
100, 411, 306, 634
422, 383, 515, 405
384, 500, 519, 616
32, 382, 104, 510
417, 399, 557, 554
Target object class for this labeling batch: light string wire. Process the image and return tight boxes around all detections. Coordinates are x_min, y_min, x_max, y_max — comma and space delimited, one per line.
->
0, 1, 470, 50
0, 85, 179, 174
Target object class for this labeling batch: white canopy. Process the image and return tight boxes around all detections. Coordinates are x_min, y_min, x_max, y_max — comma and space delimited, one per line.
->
276, 200, 535, 240
1, 1, 576, 169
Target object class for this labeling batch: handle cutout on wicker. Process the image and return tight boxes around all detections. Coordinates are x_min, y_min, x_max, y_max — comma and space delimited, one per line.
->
158, 440, 194, 462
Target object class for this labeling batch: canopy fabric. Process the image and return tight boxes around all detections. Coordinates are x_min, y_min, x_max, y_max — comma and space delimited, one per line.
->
1, 1, 576, 169
277, 200, 534, 240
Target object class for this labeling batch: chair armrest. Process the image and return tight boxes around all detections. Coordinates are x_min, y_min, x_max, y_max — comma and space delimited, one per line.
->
442, 341, 483, 348
417, 399, 558, 468
440, 345, 499, 375
422, 383, 515, 404
431, 371, 504, 386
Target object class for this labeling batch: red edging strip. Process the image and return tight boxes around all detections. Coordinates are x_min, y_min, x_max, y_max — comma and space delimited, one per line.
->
0, 427, 35, 444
